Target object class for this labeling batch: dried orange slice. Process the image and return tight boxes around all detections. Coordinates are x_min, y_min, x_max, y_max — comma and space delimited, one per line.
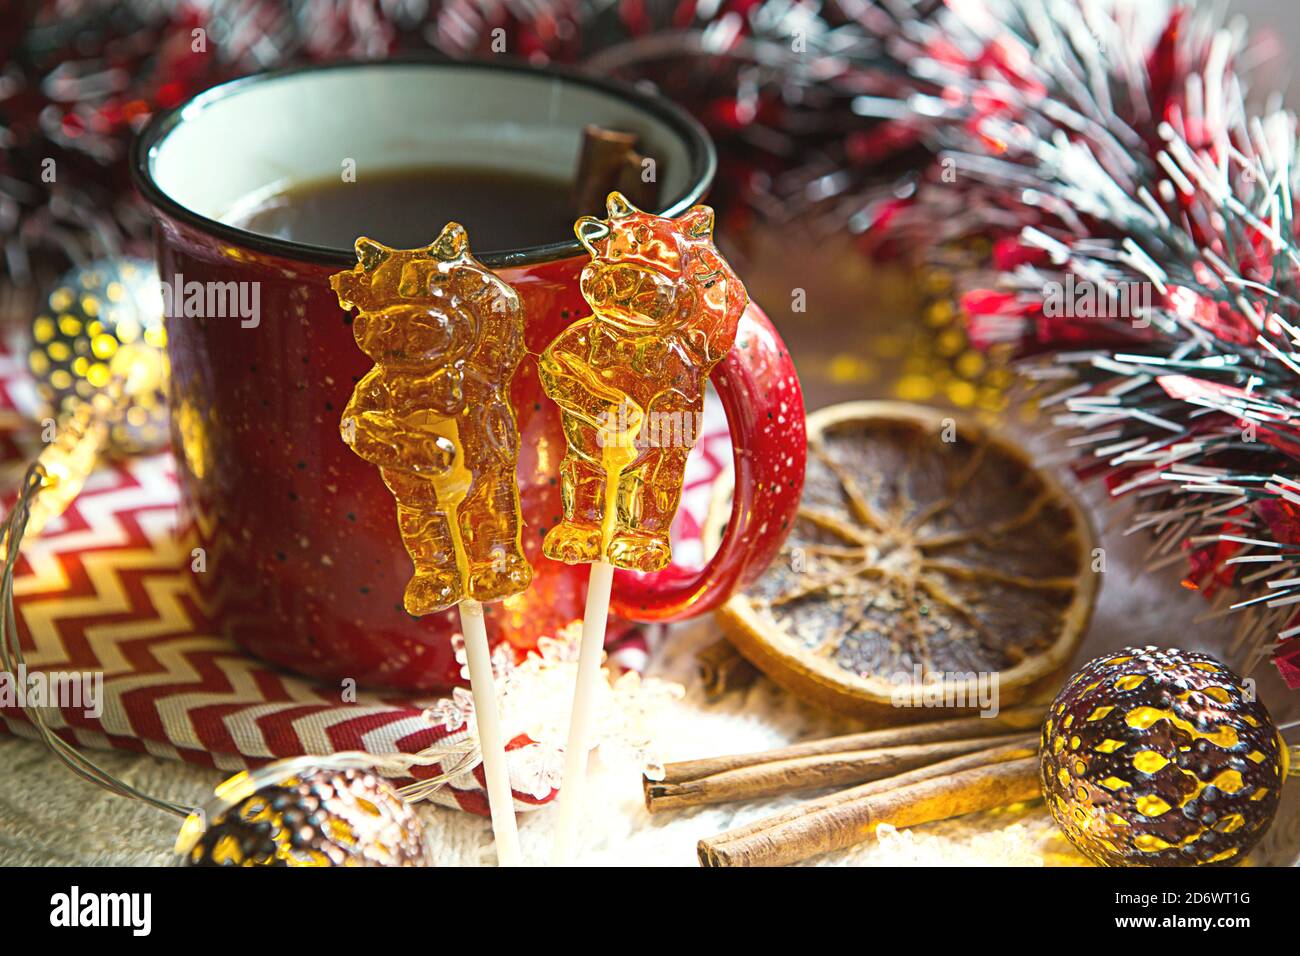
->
712, 401, 1097, 719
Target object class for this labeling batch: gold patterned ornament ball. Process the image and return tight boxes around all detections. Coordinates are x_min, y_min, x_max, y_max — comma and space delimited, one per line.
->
176, 766, 431, 867
28, 258, 169, 454
1040, 646, 1287, 867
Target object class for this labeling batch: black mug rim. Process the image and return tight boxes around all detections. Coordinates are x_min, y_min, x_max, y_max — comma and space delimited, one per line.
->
129, 57, 717, 269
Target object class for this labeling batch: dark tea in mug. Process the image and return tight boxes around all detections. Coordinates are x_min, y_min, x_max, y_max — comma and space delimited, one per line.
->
228, 166, 577, 250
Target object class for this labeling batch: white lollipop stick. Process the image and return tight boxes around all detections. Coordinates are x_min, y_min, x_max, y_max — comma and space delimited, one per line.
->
550, 559, 615, 865
458, 599, 522, 867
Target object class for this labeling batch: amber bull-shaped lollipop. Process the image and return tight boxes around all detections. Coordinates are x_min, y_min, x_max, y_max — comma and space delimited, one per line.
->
542, 192, 748, 863
539, 191, 746, 572
332, 222, 531, 866
332, 222, 533, 615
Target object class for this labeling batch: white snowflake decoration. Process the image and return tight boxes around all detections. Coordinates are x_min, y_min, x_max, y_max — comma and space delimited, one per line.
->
419, 620, 683, 800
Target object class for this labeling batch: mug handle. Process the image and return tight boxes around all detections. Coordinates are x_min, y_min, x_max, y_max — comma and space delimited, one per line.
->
610, 302, 806, 623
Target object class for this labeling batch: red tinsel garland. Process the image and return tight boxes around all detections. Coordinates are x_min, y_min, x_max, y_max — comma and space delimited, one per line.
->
874, 0, 1300, 688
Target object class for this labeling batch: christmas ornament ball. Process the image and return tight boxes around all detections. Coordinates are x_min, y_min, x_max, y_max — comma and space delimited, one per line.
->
1041, 646, 1287, 867
176, 766, 430, 867
28, 258, 168, 455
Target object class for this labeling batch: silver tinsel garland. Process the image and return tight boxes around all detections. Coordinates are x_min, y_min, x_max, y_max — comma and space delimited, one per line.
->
869, 0, 1300, 685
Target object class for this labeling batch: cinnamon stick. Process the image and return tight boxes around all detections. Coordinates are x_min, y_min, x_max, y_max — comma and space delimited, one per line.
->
572, 125, 658, 216
654, 704, 1045, 786
695, 638, 758, 699
698, 739, 1040, 867
700, 737, 1037, 850
644, 733, 1027, 812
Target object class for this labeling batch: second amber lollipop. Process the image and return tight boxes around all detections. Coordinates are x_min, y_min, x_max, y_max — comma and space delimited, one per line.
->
541, 192, 748, 862
332, 222, 532, 866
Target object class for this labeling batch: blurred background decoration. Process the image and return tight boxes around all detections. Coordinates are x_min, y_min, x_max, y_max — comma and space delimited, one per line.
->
1, 0, 991, 413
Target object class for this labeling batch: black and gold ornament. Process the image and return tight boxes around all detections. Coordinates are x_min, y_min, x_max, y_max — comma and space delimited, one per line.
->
176, 764, 430, 867
28, 257, 168, 455
1041, 646, 1287, 867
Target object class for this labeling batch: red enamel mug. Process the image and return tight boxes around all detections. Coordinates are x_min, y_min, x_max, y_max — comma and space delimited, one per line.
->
131, 60, 806, 691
